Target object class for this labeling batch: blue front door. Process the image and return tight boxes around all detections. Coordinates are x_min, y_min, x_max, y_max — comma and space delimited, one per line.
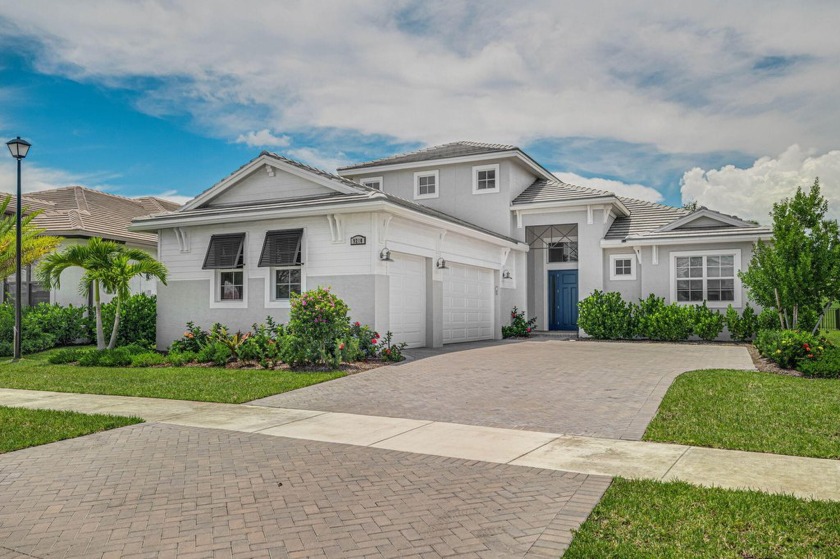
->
548, 270, 578, 330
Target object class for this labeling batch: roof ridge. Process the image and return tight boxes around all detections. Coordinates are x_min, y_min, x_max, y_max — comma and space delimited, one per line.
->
337, 140, 519, 171
262, 151, 372, 192
546, 177, 615, 198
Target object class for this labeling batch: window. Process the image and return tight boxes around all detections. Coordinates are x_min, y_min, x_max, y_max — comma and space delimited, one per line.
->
609, 254, 636, 281
204, 233, 246, 305
413, 170, 439, 199
360, 177, 383, 190
547, 241, 578, 263
259, 229, 304, 303
472, 164, 500, 194
275, 268, 302, 299
671, 250, 740, 307
219, 270, 244, 300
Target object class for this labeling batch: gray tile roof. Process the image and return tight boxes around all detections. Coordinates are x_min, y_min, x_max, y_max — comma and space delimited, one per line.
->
605, 198, 692, 240
338, 141, 518, 172
5, 187, 180, 245
512, 178, 615, 205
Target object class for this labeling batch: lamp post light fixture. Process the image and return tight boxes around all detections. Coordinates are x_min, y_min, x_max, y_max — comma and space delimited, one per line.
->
6, 137, 31, 361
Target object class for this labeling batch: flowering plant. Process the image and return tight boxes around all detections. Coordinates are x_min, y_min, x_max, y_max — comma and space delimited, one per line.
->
282, 287, 351, 367
501, 306, 537, 339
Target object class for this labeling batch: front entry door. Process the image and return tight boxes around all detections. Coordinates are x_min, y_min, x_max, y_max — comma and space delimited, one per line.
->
548, 270, 578, 330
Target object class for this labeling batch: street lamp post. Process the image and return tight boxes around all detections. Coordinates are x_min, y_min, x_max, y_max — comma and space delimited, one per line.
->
6, 137, 31, 361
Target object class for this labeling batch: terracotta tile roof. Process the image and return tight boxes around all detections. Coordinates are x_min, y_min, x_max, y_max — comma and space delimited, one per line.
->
2, 187, 179, 245
338, 141, 518, 171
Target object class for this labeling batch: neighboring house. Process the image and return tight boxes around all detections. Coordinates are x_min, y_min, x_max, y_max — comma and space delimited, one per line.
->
2, 186, 179, 308
131, 141, 771, 349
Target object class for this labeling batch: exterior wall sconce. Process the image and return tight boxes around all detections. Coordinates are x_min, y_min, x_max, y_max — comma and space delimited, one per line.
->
436, 257, 447, 269
379, 248, 393, 261
502, 269, 512, 280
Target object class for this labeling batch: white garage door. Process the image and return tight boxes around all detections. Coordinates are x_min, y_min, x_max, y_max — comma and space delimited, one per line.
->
388, 253, 427, 348
443, 262, 494, 344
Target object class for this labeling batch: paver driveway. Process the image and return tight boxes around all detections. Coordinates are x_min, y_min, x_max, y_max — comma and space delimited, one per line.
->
0, 423, 609, 559
252, 340, 754, 440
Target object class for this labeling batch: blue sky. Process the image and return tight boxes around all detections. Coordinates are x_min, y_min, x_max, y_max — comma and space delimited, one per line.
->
1, 1, 839, 221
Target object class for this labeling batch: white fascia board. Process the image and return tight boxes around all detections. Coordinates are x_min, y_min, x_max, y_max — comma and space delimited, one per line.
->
513, 197, 631, 216
338, 151, 557, 182
181, 154, 360, 211
600, 232, 772, 248
132, 198, 528, 251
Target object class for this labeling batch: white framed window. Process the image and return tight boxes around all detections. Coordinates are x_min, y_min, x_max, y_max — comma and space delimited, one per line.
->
472, 164, 500, 194
273, 268, 303, 301
204, 233, 248, 308
259, 228, 305, 307
547, 240, 578, 263
413, 170, 439, 200
610, 254, 636, 281
670, 249, 741, 308
360, 176, 383, 190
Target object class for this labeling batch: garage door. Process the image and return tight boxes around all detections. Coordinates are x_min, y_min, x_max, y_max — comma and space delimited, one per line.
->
388, 253, 426, 348
443, 262, 494, 344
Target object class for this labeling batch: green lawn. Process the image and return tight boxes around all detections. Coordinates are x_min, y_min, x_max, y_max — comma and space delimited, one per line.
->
644, 369, 840, 459
565, 478, 840, 558
0, 348, 345, 403
0, 405, 141, 453
822, 329, 840, 346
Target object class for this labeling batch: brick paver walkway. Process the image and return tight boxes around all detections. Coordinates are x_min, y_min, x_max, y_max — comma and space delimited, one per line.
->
252, 340, 754, 440
0, 423, 610, 559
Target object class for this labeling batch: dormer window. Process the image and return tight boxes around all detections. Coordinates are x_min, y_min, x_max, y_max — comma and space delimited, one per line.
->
360, 177, 383, 190
472, 164, 500, 194
414, 170, 439, 200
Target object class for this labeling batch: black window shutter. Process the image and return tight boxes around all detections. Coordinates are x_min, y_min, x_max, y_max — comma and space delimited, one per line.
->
203, 233, 246, 269
259, 229, 303, 267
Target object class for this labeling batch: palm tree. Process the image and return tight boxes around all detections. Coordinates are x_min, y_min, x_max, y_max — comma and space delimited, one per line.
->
37, 238, 167, 350
0, 195, 61, 279
100, 249, 167, 349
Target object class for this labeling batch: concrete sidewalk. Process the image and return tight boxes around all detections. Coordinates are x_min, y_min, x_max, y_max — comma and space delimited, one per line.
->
2, 388, 838, 502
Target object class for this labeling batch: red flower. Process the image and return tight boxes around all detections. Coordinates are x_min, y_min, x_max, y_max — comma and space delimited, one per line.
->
354, 321, 361, 327
807, 353, 814, 358
339, 343, 345, 350
371, 338, 378, 344
384, 349, 390, 354
526, 327, 531, 333
375, 332, 380, 339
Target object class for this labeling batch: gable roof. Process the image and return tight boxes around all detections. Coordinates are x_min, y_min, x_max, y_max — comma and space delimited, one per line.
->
604, 198, 690, 240
3, 187, 179, 245
655, 207, 760, 232
337, 141, 518, 171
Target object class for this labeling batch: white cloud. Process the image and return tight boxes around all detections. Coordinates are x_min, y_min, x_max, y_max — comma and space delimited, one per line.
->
146, 190, 193, 206
1, 1, 838, 156
553, 172, 664, 203
235, 129, 291, 148
680, 145, 840, 223
0, 161, 109, 194
286, 147, 350, 173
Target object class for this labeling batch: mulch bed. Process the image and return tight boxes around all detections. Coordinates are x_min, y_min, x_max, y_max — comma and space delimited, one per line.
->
746, 344, 803, 377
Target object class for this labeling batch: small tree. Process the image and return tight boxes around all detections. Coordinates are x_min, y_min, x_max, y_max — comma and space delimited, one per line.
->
37, 238, 167, 349
0, 195, 61, 279
741, 179, 840, 333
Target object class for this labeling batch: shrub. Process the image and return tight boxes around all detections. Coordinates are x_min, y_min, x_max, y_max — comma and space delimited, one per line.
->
130, 352, 167, 367
170, 321, 209, 353
236, 319, 284, 367
283, 287, 351, 367
691, 304, 725, 342
78, 347, 133, 367
48, 347, 90, 364
501, 306, 538, 338
97, 294, 157, 346
0, 302, 87, 356
636, 295, 693, 342
377, 331, 408, 362
758, 308, 783, 331
754, 329, 828, 369
798, 347, 840, 379
725, 305, 759, 342
349, 321, 379, 359
577, 292, 635, 339
166, 350, 198, 367
196, 341, 232, 366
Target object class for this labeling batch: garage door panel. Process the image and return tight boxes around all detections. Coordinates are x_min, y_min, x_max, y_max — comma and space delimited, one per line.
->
389, 254, 426, 348
443, 262, 494, 344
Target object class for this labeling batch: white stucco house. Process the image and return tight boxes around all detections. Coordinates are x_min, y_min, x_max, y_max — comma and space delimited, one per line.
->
2, 186, 179, 308
130, 142, 772, 349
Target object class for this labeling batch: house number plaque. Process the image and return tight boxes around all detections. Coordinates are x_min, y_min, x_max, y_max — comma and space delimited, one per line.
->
350, 235, 366, 246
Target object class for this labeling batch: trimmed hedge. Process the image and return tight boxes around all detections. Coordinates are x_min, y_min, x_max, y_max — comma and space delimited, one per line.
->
578, 291, 736, 342
0, 303, 86, 356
